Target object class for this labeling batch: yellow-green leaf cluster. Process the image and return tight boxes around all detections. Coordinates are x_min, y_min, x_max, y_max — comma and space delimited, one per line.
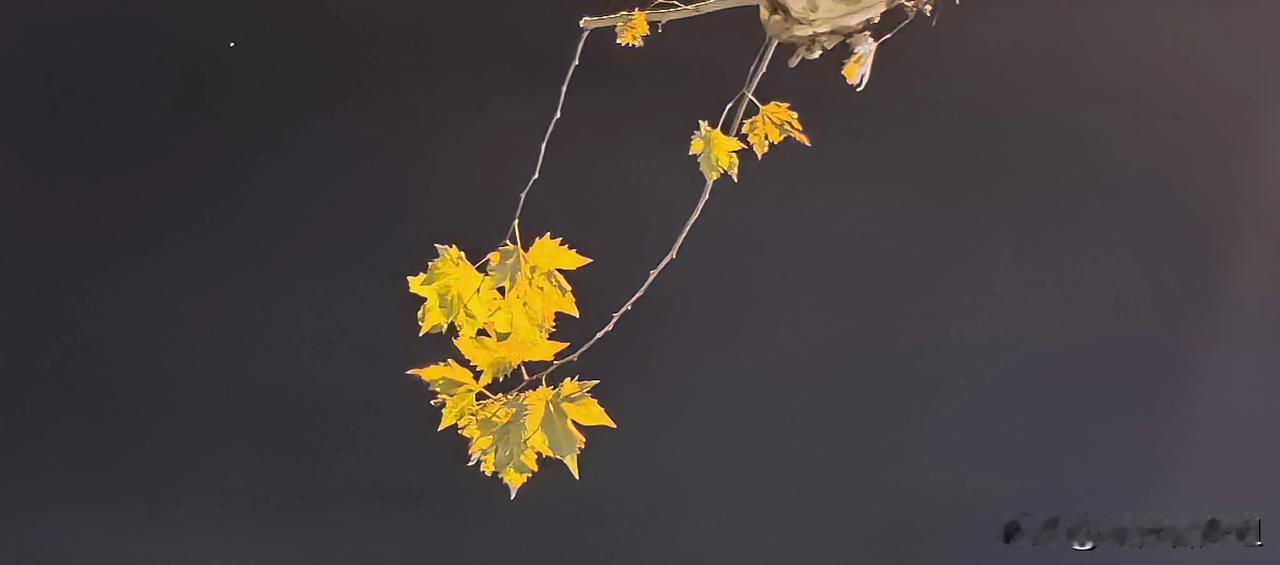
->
615, 11, 650, 47
408, 235, 589, 386
409, 360, 615, 498
741, 101, 811, 159
407, 233, 615, 498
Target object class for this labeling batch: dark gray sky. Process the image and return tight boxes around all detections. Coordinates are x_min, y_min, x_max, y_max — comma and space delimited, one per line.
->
2, 1, 1277, 563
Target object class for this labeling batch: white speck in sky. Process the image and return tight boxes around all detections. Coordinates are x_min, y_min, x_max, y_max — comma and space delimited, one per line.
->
229, 42, 236, 48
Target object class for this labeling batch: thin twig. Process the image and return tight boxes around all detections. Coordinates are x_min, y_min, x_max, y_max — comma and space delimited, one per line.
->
727, 40, 776, 134
579, 0, 759, 30
717, 41, 768, 129
505, 29, 592, 243
527, 38, 780, 384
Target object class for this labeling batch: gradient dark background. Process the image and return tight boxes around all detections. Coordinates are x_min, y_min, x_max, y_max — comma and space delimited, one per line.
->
1, 1, 1277, 563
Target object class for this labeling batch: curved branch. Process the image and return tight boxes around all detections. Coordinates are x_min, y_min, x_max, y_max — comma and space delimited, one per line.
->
579, 0, 761, 30
506, 29, 593, 242
528, 38, 780, 385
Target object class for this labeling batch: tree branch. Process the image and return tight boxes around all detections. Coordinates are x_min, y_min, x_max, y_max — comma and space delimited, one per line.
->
506, 29, 593, 242
579, 0, 761, 30
528, 38, 780, 385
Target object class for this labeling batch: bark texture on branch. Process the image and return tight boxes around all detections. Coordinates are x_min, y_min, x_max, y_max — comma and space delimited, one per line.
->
579, 0, 760, 30
580, 1, 933, 70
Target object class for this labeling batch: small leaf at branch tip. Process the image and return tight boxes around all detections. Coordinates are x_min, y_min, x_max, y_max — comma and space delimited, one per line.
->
615, 11, 649, 48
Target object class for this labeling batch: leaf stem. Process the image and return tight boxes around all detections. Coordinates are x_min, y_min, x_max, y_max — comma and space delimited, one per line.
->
727, 40, 776, 136
528, 37, 780, 384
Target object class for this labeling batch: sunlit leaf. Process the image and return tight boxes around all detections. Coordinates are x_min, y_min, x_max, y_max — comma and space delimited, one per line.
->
407, 360, 481, 430
842, 33, 878, 91
741, 101, 812, 159
454, 332, 568, 386
615, 11, 650, 48
407, 245, 499, 337
689, 120, 747, 183
524, 378, 615, 480
463, 396, 541, 499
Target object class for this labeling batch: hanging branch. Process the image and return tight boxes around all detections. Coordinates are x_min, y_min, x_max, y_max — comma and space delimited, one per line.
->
406, 0, 945, 497
525, 38, 780, 386
505, 29, 593, 242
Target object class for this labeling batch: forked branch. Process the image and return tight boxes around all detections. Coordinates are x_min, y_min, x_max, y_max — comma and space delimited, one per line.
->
528, 38, 781, 385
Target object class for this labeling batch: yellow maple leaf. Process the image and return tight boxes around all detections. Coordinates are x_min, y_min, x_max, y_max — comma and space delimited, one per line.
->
407, 359, 482, 430
741, 101, 812, 159
463, 397, 541, 499
841, 34, 879, 91
437, 393, 478, 431
485, 243, 526, 291
522, 378, 615, 480
489, 282, 549, 336
615, 11, 650, 48
407, 359, 477, 395
407, 245, 498, 337
487, 234, 589, 333
525, 234, 589, 323
499, 277, 577, 337
532, 272, 579, 322
555, 378, 616, 428
526, 234, 591, 272
455, 332, 568, 386
490, 234, 590, 280
689, 120, 747, 183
